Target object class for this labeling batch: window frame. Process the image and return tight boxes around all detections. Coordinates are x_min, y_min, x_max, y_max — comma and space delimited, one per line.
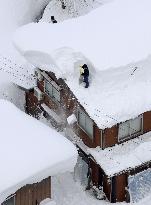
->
118, 115, 143, 142
77, 108, 94, 140
2, 195, 15, 205
44, 78, 60, 103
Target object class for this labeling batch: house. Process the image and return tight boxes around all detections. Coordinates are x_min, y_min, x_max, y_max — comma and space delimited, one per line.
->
12, 0, 151, 203
0, 99, 77, 205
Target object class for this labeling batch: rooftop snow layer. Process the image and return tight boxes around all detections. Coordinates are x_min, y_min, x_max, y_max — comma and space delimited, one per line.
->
0, 100, 77, 204
13, 0, 151, 70
13, 0, 151, 128
89, 132, 151, 176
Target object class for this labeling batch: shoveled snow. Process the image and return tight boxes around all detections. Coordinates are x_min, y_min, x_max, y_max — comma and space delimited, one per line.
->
40, 198, 56, 205
0, 100, 77, 204
89, 131, 151, 176
13, 0, 151, 71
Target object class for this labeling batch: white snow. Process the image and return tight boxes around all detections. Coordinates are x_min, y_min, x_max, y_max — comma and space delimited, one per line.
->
40, 198, 56, 205
67, 114, 77, 125
13, 46, 151, 129
89, 131, 151, 177
41, 0, 111, 23
13, 0, 151, 128
0, 0, 51, 92
13, 0, 151, 71
0, 100, 77, 204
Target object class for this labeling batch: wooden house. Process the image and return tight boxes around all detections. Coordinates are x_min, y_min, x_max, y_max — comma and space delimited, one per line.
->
12, 2, 151, 202
0, 100, 77, 205
25, 67, 151, 203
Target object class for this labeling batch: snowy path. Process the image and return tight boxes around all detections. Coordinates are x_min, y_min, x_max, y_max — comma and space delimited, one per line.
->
52, 173, 109, 205
52, 172, 151, 205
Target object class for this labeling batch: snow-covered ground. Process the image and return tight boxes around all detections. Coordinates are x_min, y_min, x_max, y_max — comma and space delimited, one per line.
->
52, 172, 151, 205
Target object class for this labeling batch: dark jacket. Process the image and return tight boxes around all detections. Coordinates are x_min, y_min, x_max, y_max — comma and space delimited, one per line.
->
81, 64, 89, 77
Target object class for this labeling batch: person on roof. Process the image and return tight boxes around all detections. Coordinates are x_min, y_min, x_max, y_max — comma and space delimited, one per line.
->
51, 16, 57, 23
81, 64, 89, 88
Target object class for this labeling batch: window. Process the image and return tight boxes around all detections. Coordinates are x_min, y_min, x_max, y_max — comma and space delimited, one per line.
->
45, 79, 60, 102
2, 196, 15, 205
118, 115, 142, 141
78, 109, 93, 139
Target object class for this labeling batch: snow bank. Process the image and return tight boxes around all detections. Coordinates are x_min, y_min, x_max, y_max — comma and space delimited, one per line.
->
0, 100, 77, 204
13, 0, 151, 70
89, 132, 151, 176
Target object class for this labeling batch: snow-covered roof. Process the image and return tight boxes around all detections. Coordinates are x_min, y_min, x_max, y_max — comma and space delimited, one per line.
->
13, 0, 151, 128
13, 0, 151, 70
89, 132, 151, 177
0, 100, 77, 204
0, 55, 36, 89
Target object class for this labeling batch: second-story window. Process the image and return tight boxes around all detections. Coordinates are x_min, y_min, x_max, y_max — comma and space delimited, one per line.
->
2, 195, 15, 205
118, 115, 142, 141
78, 108, 93, 139
44, 79, 60, 102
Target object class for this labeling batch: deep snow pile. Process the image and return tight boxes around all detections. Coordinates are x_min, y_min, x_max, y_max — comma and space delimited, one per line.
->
0, 100, 77, 204
13, 0, 151, 71
41, 0, 111, 23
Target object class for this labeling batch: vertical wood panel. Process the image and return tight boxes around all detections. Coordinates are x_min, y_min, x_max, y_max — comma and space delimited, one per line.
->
94, 125, 101, 147
115, 174, 127, 202
90, 159, 100, 187
143, 111, 151, 133
14, 177, 51, 205
103, 126, 118, 149
103, 175, 111, 201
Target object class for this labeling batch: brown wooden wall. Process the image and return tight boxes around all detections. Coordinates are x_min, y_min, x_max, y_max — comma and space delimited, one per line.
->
90, 159, 100, 187
102, 126, 118, 149
26, 91, 39, 116
74, 123, 101, 148
103, 175, 111, 201
2, 177, 51, 205
143, 111, 151, 133
115, 174, 127, 202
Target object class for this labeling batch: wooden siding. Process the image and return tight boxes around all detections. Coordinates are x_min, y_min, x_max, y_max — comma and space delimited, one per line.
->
2, 177, 51, 205
37, 80, 44, 92
103, 175, 111, 201
143, 111, 151, 133
115, 174, 127, 202
61, 86, 77, 117
90, 159, 100, 187
94, 125, 101, 147
26, 91, 39, 116
102, 126, 118, 149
